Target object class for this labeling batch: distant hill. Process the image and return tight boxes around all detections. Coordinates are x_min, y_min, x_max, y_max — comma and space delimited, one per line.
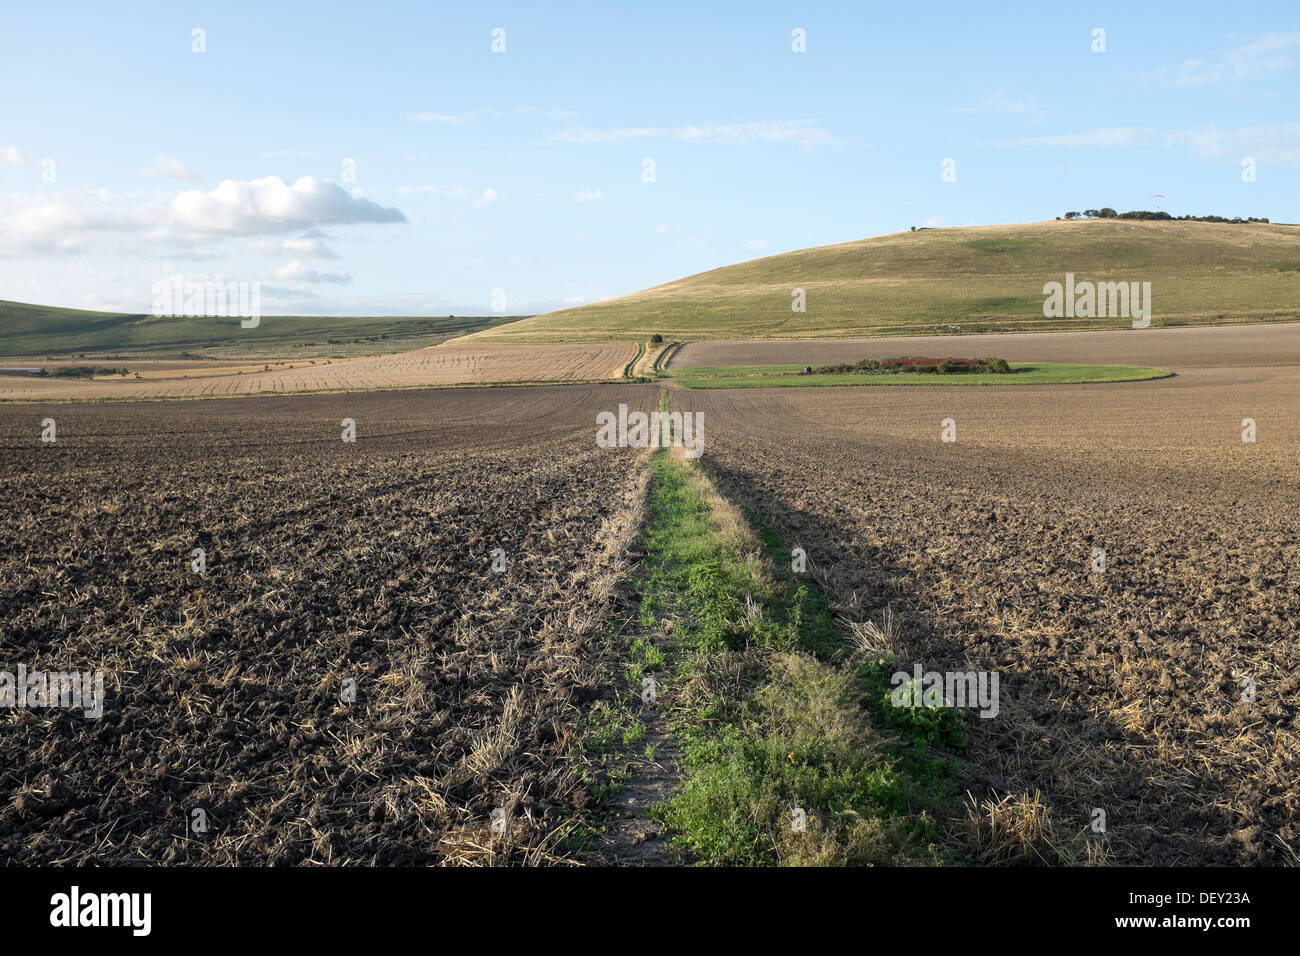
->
0, 300, 517, 359
471, 219, 1300, 342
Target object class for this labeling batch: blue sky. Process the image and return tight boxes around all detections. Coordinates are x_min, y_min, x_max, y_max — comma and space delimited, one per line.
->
1, 0, 1296, 316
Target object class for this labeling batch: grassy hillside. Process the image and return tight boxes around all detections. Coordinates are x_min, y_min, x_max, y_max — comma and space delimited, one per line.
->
0, 300, 519, 359
472, 219, 1300, 342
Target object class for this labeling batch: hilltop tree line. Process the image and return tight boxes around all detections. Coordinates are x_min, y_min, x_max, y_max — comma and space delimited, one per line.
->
1060, 209, 1270, 223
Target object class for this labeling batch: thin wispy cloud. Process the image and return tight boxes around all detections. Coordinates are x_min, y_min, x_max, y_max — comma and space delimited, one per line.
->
258, 149, 317, 159
139, 153, 202, 182
1166, 32, 1300, 86
245, 233, 341, 260
410, 106, 577, 123
409, 108, 502, 124
395, 185, 498, 206
551, 120, 835, 148
448, 255, 544, 269
272, 260, 353, 284
987, 127, 1159, 149
956, 92, 1043, 120
984, 122, 1300, 166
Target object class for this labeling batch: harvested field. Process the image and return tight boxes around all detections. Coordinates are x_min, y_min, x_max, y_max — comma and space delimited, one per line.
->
0, 384, 658, 864
673, 340, 1300, 864
0, 341, 638, 402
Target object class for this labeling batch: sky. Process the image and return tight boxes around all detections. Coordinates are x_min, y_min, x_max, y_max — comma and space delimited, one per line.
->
1, 0, 1297, 316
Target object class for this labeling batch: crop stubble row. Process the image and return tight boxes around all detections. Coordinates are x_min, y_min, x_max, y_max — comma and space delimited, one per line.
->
0, 384, 658, 864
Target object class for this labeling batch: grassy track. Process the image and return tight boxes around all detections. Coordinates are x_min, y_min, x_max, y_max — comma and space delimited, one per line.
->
632, 445, 963, 865
673, 362, 1173, 389
622, 340, 647, 379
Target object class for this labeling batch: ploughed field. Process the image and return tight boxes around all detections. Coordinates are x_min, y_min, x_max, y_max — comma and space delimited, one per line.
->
670, 321, 1300, 371
0, 384, 657, 864
675, 353, 1300, 864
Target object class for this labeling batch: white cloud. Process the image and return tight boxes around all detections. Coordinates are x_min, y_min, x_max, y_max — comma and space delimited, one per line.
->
0, 176, 406, 257
245, 233, 341, 260
283, 236, 340, 259
170, 176, 406, 235
513, 106, 579, 119
272, 260, 353, 284
409, 108, 502, 124
987, 127, 1158, 150
553, 127, 661, 144
674, 121, 834, 148
985, 123, 1300, 166
956, 92, 1042, 119
139, 153, 202, 182
259, 149, 317, 159
0, 188, 164, 256
395, 185, 497, 206
410, 106, 577, 123
572, 188, 604, 201
552, 120, 834, 148
1, 146, 25, 167
1170, 32, 1300, 86
448, 255, 544, 269
741, 239, 767, 251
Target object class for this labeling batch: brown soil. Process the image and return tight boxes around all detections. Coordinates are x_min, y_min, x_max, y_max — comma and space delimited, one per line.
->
0, 384, 658, 864
674, 347, 1300, 864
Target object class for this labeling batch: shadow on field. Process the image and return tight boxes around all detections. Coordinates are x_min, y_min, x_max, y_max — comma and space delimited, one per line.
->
693, 453, 1278, 866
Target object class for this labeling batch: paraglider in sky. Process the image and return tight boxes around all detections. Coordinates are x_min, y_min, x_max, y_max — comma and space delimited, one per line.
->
1150, 193, 1165, 210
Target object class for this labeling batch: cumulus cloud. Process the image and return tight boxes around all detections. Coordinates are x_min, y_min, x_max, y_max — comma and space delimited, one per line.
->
140, 153, 202, 182
0, 188, 165, 256
170, 176, 406, 235
1, 146, 25, 166
572, 188, 605, 201
0, 176, 407, 257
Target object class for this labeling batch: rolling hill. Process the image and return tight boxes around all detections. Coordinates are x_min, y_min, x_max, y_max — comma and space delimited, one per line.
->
0, 300, 519, 359
470, 219, 1300, 342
